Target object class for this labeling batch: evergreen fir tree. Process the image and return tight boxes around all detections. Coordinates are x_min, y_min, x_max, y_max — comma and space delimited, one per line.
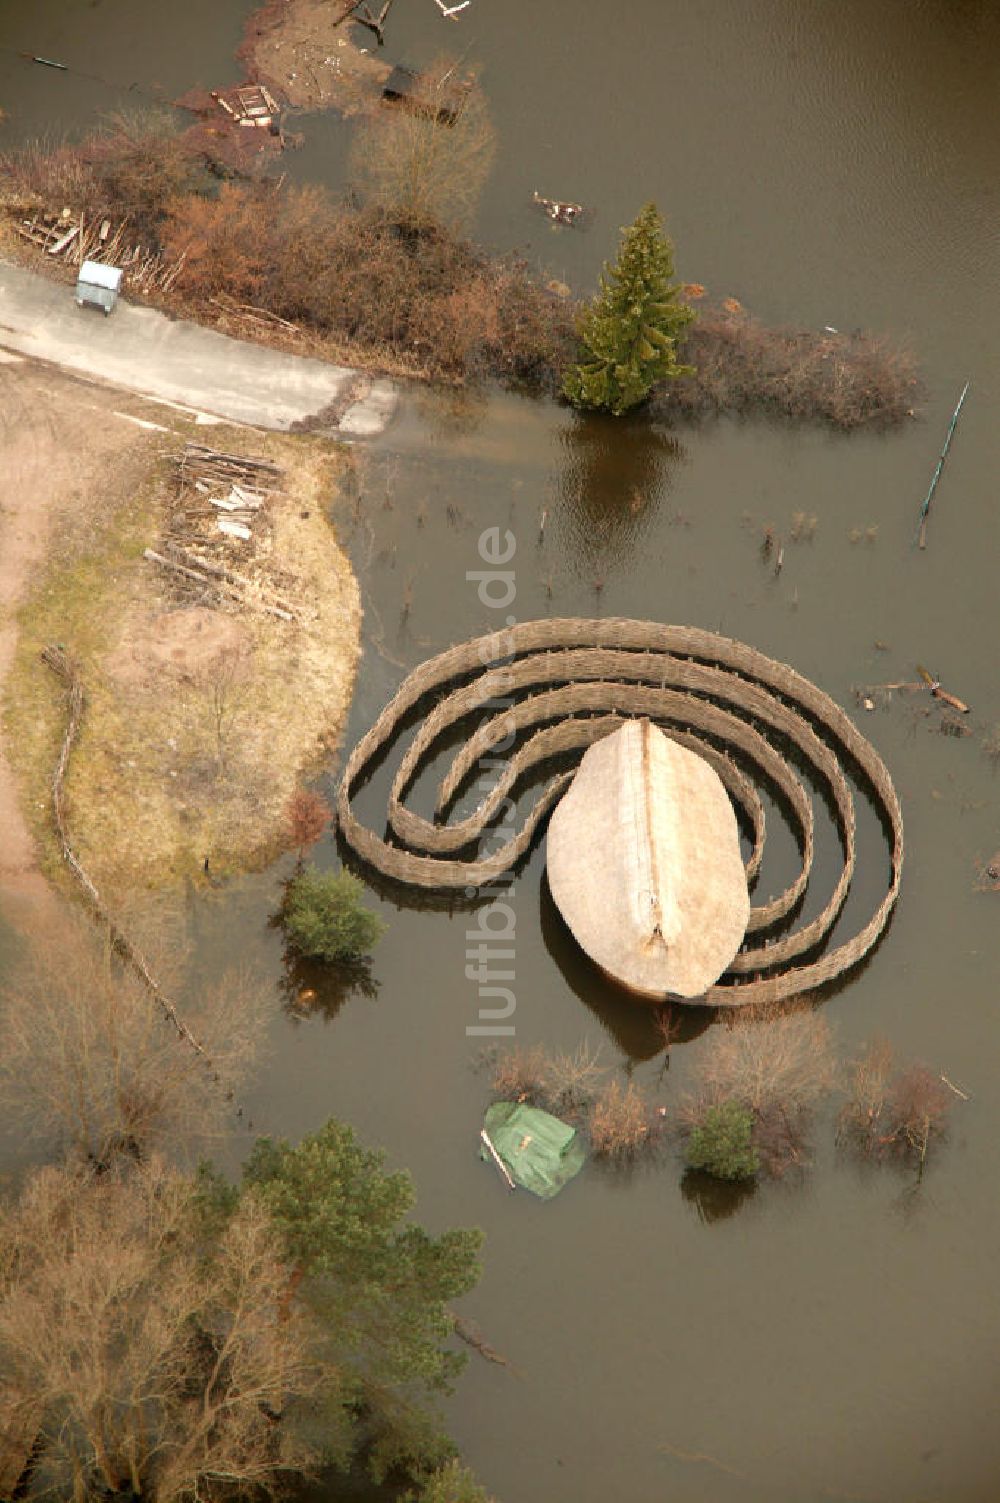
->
563, 202, 695, 416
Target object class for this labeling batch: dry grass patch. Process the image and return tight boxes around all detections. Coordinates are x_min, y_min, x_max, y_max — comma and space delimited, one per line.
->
4, 425, 360, 890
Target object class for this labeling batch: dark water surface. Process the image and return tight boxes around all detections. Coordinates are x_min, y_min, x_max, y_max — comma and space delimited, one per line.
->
3, 5, 1000, 1501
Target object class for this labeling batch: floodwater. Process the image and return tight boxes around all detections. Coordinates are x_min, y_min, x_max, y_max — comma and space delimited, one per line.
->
3, 4, 1000, 1501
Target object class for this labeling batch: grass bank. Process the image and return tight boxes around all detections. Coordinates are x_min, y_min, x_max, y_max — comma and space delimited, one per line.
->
4, 423, 360, 893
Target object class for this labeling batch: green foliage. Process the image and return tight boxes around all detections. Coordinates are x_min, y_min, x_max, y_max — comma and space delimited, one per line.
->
410, 1459, 494, 1503
686, 1099, 759, 1181
243, 1119, 483, 1481
563, 201, 695, 416
281, 865, 387, 962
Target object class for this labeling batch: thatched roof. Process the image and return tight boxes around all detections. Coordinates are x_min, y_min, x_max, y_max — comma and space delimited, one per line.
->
545, 719, 749, 999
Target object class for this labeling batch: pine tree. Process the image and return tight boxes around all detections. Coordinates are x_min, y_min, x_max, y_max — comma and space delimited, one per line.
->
563, 202, 695, 416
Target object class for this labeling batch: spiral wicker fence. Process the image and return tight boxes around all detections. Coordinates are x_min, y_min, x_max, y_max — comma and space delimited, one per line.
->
337, 619, 904, 1007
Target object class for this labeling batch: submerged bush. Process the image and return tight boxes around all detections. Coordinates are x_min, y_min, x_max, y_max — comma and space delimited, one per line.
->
838, 1038, 953, 1166
281, 866, 386, 962
588, 1078, 654, 1161
686, 1100, 759, 1181
659, 303, 921, 430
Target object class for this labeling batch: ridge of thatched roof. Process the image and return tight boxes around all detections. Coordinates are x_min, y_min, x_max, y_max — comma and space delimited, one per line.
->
546, 719, 749, 1000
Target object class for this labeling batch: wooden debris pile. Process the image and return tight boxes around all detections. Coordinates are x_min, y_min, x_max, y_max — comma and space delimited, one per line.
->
145, 444, 299, 623
16, 209, 186, 293
211, 82, 282, 132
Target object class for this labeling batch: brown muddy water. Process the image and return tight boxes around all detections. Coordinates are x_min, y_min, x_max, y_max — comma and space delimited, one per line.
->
3, 4, 1000, 1501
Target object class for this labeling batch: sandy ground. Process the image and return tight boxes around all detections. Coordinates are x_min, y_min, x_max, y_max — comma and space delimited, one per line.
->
0, 354, 362, 917
0, 358, 150, 927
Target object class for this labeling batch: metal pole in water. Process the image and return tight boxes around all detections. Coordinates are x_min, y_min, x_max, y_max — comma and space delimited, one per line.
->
914, 380, 970, 550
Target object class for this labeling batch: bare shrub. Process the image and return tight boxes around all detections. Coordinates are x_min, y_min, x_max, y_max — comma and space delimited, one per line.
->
489, 1043, 549, 1104
657, 303, 921, 430
0, 1157, 323, 1501
838, 1040, 953, 1167
0, 916, 268, 1165
542, 1041, 605, 1114
679, 1004, 835, 1177
837, 1035, 895, 1155
85, 108, 200, 243
699, 1003, 836, 1114
1, 109, 199, 248
488, 1040, 604, 1116
349, 61, 496, 231
588, 1079, 654, 1161
0, 136, 100, 213
888, 1066, 951, 1164
285, 785, 332, 860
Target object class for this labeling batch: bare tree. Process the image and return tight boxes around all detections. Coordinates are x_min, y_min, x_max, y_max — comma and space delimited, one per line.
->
697, 1002, 836, 1114
0, 1158, 323, 1501
349, 59, 496, 230
0, 915, 268, 1165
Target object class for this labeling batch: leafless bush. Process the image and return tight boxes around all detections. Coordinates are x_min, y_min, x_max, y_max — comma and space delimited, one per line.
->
0, 109, 198, 248
837, 1035, 896, 1155
655, 303, 921, 430
889, 1066, 951, 1164
839, 1038, 952, 1166
488, 1043, 549, 1104
678, 1003, 835, 1177
698, 1003, 836, 1114
0, 1157, 322, 1500
542, 1041, 605, 1113
587, 1078, 656, 1161
488, 1040, 604, 1116
349, 60, 496, 231
0, 916, 268, 1165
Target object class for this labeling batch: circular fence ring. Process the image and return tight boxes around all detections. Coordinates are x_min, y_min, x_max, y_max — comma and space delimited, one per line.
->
336, 619, 904, 1008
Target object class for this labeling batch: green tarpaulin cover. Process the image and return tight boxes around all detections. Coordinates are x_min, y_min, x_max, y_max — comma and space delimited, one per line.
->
481, 1102, 586, 1200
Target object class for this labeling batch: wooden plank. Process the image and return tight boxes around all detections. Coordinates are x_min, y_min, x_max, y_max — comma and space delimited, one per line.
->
47, 224, 79, 256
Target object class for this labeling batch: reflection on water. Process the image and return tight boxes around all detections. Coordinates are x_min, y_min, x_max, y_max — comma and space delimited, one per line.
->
680, 1166, 758, 1224
279, 946, 380, 1025
551, 412, 683, 576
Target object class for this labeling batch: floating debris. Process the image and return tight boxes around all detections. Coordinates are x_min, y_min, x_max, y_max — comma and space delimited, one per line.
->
531, 189, 587, 227
211, 82, 282, 132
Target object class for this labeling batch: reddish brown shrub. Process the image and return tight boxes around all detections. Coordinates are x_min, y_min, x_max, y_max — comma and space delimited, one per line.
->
284, 787, 332, 860
162, 183, 274, 302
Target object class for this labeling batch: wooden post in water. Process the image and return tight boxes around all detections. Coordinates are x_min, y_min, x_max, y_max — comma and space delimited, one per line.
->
915, 381, 970, 550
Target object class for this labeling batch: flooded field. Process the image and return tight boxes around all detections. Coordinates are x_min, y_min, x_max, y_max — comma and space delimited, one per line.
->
3, 3, 1000, 1501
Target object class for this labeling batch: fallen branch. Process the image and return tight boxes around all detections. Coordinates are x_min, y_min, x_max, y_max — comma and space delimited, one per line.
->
451, 1313, 512, 1368
940, 1073, 970, 1102
40, 647, 215, 1067
915, 380, 970, 550
144, 548, 295, 622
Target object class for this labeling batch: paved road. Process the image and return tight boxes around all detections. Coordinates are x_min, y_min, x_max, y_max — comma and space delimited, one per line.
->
0, 258, 396, 434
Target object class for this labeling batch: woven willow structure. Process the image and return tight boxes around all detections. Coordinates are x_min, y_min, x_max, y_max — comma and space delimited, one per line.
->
336, 618, 904, 1008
